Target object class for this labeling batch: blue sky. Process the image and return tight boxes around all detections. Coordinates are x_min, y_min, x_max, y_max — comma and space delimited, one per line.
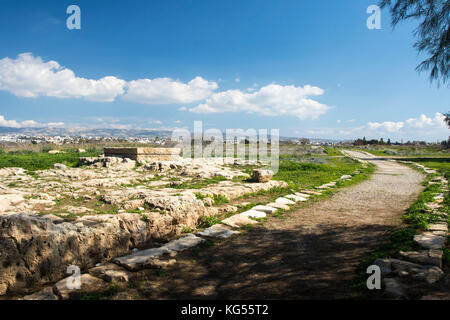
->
0, 0, 448, 141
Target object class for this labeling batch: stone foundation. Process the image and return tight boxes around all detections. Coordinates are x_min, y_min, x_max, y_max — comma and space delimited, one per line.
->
104, 147, 181, 161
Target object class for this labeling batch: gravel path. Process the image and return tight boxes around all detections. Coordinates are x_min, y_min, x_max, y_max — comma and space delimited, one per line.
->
130, 151, 425, 299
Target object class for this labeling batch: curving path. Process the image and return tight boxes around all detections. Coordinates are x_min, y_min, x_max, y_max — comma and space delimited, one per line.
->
124, 151, 425, 299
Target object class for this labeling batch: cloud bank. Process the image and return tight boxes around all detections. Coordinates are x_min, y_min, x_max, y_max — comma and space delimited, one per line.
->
0, 53, 125, 102
306, 113, 448, 141
123, 76, 218, 104
0, 115, 64, 128
189, 84, 331, 119
0, 53, 331, 120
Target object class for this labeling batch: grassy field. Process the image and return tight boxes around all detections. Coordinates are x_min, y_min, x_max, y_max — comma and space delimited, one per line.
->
352, 146, 450, 158
273, 156, 369, 190
399, 157, 450, 178
0, 149, 100, 171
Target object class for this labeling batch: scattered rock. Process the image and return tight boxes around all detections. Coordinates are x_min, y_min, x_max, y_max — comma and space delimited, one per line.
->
252, 169, 274, 183
79, 156, 136, 170
53, 163, 68, 170
389, 258, 444, 284
23, 287, 59, 300
88, 263, 132, 283
221, 215, 258, 228
196, 224, 239, 238
54, 274, 108, 300
383, 278, 406, 299
411, 266, 444, 285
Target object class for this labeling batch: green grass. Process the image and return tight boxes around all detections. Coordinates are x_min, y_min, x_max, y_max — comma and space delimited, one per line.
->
402, 183, 444, 229
273, 157, 366, 191
181, 226, 195, 233
197, 215, 222, 228
354, 146, 450, 157
324, 147, 343, 156
170, 176, 228, 189
0, 149, 100, 171
194, 192, 211, 200
212, 194, 229, 205
400, 157, 450, 179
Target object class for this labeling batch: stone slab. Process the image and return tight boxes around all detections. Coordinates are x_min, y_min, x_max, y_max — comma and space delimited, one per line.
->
294, 192, 311, 198
221, 215, 258, 228
23, 287, 59, 300
389, 258, 444, 284
399, 250, 442, 268
114, 247, 172, 271
163, 233, 205, 252
266, 202, 290, 210
196, 224, 239, 238
285, 194, 308, 202
275, 197, 295, 205
88, 263, 131, 283
300, 190, 322, 195
251, 205, 278, 214
54, 274, 108, 300
240, 210, 266, 219
428, 223, 448, 232
414, 233, 446, 249
316, 182, 336, 189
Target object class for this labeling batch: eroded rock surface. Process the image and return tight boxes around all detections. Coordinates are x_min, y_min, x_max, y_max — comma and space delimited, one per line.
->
0, 157, 286, 296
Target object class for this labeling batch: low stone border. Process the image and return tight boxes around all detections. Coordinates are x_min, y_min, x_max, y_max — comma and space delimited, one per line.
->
373, 161, 449, 300
22, 165, 365, 300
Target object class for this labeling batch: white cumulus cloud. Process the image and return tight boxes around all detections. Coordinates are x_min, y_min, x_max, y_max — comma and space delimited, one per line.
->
189, 83, 331, 119
123, 76, 218, 104
0, 115, 64, 128
367, 121, 404, 132
405, 113, 446, 128
0, 53, 126, 102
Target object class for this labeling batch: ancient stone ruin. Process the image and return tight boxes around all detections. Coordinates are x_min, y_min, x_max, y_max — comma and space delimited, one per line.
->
0, 148, 286, 297
104, 147, 181, 161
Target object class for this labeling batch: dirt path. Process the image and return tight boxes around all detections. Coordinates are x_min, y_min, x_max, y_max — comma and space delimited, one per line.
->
128, 151, 425, 300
